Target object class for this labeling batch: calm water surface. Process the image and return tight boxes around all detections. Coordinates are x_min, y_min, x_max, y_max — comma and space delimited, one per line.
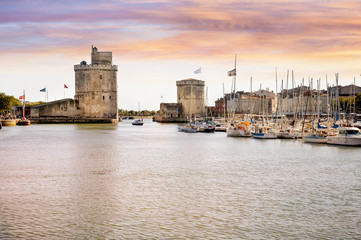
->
0, 120, 360, 239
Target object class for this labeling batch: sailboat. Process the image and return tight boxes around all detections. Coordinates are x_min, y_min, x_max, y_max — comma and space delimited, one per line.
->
225, 54, 252, 137
17, 90, 30, 126
132, 103, 143, 126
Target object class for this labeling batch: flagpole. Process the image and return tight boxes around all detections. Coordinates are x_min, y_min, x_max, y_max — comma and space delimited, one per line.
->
64, 83, 65, 99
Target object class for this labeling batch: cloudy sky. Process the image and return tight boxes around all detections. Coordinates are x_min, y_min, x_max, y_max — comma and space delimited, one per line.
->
1, 0, 361, 110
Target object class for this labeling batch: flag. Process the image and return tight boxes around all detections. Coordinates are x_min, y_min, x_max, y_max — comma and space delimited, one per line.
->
40, 88, 46, 92
194, 68, 201, 74
64, 84, 68, 88
19, 95, 24, 99
228, 68, 236, 76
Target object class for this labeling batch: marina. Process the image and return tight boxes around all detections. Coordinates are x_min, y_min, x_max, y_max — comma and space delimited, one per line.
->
0, 120, 360, 239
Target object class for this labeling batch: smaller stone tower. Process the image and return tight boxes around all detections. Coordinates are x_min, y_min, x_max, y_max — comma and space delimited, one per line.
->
176, 78, 205, 118
74, 46, 118, 120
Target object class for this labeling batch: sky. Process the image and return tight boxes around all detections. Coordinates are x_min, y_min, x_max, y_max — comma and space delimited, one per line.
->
1, 0, 361, 110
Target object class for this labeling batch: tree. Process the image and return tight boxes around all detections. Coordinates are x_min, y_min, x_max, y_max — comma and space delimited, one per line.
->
0, 93, 21, 112
355, 94, 361, 113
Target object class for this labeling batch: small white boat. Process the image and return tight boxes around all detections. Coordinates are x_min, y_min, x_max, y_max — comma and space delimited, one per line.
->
131, 119, 143, 126
226, 122, 252, 137
214, 121, 226, 132
327, 127, 361, 146
252, 132, 277, 139
178, 124, 197, 133
197, 123, 215, 133
251, 125, 277, 139
276, 129, 296, 139
303, 134, 327, 144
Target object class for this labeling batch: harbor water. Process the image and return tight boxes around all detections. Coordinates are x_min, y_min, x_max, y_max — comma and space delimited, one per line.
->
0, 120, 360, 239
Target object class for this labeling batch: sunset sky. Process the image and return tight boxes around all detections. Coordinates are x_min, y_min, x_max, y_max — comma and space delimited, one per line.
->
1, 0, 361, 110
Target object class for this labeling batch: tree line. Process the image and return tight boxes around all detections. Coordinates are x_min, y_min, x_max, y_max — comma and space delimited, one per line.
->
118, 109, 158, 117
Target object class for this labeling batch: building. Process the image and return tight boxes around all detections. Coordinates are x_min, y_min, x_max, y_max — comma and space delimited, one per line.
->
225, 89, 276, 115
176, 78, 205, 118
74, 46, 118, 119
154, 78, 205, 122
23, 46, 119, 123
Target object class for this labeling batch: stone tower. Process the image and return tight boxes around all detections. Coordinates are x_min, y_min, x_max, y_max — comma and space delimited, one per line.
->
74, 46, 118, 120
176, 78, 205, 118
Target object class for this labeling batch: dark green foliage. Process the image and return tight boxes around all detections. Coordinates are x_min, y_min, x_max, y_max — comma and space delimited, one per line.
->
0, 93, 21, 112
118, 109, 157, 117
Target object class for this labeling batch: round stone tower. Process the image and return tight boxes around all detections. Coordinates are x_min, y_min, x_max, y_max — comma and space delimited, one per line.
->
176, 78, 205, 118
74, 46, 118, 120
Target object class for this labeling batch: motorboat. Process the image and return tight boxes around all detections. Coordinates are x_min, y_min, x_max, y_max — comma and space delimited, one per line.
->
214, 121, 226, 132
327, 127, 361, 146
178, 124, 197, 133
303, 134, 327, 144
226, 122, 252, 137
131, 119, 143, 126
17, 117, 31, 126
276, 129, 296, 139
197, 122, 215, 133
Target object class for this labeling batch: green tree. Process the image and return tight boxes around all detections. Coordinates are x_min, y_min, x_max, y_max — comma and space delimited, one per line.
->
0, 93, 21, 112
355, 93, 361, 113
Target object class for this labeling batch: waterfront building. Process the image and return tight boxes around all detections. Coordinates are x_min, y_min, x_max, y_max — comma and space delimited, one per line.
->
19, 46, 119, 123
176, 78, 205, 118
155, 78, 205, 122
225, 90, 276, 115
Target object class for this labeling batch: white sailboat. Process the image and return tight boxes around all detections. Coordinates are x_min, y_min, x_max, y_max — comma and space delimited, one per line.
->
132, 102, 143, 126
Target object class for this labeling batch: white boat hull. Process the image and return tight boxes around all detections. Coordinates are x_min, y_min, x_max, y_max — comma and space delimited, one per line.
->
327, 136, 361, 146
252, 132, 277, 139
303, 135, 327, 144
226, 128, 252, 137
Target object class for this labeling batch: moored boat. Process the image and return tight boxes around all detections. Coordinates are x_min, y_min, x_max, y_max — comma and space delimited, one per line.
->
132, 119, 143, 126
178, 124, 197, 133
303, 134, 327, 144
1, 119, 17, 126
197, 122, 215, 133
17, 117, 31, 126
327, 127, 361, 146
226, 122, 252, 137
251, 125, 277, 139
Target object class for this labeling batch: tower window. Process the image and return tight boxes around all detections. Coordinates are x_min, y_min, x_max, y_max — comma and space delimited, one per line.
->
100, 75, 102, 79
109, 96, 111, 99
103, 96, 105, 100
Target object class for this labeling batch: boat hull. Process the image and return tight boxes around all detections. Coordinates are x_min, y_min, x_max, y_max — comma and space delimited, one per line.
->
327, 136, 361, 146
252, 132, 277, 139
303, 135, 327, 144
17, 120, 31, 126
226, 128, 252, 137
1, 119, 17, 126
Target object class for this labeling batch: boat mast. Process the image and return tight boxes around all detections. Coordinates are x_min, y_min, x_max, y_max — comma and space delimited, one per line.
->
222, 83, 226, 119
22, 89, 25, 118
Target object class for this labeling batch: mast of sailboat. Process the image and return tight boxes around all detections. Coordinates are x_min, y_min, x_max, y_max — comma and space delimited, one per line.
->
326, 75, 330, 126
275, 68, 278, 124
22, 89, 25, 118
354, 77, 356, 118
223, 83, 226, 119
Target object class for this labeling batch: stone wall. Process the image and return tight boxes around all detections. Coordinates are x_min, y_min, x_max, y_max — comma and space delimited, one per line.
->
29, 99, 82, 118
176, 79, 205, 118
